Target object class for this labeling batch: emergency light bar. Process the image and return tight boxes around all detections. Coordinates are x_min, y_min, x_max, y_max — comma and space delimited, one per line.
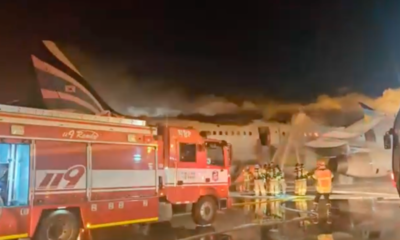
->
0, 104, 147, 127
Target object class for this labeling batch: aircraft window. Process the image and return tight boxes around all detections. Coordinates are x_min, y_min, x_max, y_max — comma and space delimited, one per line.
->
0, 143, 30, 207
249, 132, 252, 136
231, 131, 235, 135
225, 131, 228, 135
237, 131, 241, 135
282, 132, 286, 136
219, 131, 223, 135
206, 142, 224, 167
243, 132, 247, 135
213, 131, 216, 135
179, 143, 196, 163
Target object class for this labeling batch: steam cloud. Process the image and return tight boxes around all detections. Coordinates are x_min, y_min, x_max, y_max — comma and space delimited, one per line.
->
64, 45, 400, 125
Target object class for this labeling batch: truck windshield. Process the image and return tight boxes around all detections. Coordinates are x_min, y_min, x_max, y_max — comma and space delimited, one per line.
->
205, 142, 224, 167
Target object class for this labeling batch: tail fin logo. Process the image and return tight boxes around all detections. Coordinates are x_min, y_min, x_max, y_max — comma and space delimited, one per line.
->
65, 85, 76, 93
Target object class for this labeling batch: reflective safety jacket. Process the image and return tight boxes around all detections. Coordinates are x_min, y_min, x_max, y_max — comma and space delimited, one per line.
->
317, 234, 333, 240
313, 168, 333, 193
254, 169, 264, 180
260, 168, 267, 179
243, 170, 252, 181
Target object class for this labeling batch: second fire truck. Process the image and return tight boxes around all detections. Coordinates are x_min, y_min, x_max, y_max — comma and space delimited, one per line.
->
0, 104, 231, 240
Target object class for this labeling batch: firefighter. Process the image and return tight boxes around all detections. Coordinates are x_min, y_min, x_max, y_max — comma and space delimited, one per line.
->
243, 166, 253, 192
265, 163, 272, 195
311, 159, 334, 212
294, 163, 301, 195
273, 164, 283, 196
261, 164, 268, 189
278, 167, 286, 195
268, 163, 277, 196
299, 163, 308, 196
262, 164, 270, 195
253, 164, 266, 196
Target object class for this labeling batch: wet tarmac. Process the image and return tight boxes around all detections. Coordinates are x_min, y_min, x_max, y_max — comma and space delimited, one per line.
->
84, 197, 400, 240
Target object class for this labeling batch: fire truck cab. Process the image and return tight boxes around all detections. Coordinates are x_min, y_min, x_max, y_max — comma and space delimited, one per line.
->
156, 126, 231, 224
0, 105, 230, 240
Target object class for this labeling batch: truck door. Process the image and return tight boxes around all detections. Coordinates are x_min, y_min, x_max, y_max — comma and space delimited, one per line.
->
169, 141, 199, 203
0, 141, 30, 240
204, 142, 229, 193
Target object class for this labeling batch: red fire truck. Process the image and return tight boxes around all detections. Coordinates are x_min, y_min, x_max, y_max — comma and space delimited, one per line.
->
0, 104, 231, 240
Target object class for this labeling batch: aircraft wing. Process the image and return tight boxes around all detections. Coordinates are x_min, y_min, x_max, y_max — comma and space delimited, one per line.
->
306, 138, 349, 148
305, 102, 384, 149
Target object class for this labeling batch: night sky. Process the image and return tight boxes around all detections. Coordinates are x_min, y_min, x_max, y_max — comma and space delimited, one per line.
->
1, 0, 400, 116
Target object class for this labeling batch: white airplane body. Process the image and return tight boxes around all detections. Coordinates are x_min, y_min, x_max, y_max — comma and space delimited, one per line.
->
305, 103, 395, 178
150, 102, 396, 180
149, 119, 291, 163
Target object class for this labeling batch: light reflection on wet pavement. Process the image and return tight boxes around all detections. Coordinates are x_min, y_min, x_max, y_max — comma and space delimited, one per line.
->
87, 198, 400, 240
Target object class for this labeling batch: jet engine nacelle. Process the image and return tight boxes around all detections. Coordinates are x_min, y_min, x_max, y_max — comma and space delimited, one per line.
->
328, 150, 391, 178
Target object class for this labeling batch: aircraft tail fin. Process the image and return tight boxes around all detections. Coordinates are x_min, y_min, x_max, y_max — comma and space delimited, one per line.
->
31, 40, 123, 116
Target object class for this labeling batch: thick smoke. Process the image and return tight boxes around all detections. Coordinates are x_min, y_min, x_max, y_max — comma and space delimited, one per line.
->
64, 46, 400, 125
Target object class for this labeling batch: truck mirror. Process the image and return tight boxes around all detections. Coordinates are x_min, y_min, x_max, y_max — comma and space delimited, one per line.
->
384, 133, 391, 149
197, 144, 205, 152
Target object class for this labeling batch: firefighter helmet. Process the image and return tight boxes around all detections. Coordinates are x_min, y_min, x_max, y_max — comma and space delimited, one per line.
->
317, 159, 326, 167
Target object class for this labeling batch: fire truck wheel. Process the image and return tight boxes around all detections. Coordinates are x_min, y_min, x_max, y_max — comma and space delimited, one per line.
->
35, 210, 80, 240
192, 196, 217, 225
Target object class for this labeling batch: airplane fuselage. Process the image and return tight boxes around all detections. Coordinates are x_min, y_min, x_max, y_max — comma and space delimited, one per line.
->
328, 116, 394, 178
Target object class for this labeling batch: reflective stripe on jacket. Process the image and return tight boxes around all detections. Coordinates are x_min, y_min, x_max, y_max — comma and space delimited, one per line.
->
313, 168, 333, 193
317, 234, 333, 240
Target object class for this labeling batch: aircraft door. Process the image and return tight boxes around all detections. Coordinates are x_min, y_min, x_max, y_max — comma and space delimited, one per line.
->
258, 127, 271, 147
0, 141, 31, 240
